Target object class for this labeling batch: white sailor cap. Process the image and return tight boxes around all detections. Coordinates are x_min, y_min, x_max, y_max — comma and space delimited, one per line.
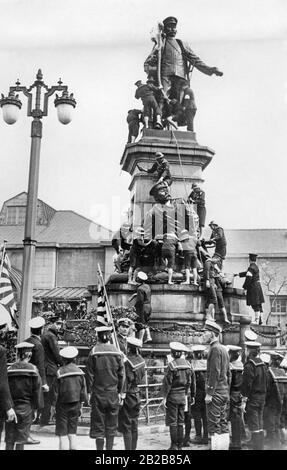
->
244, 341, 261, 348
225, 345, 242, 352
15, 342, 35, 350
191, 344, 206, 352
260, 353, 270, 364
204, 320, 222, 334
127, 337, 143, 348
267, 350, 284, 360
244, 330, 258, 341
29, 316, 45, 329
118, 317, 132, 327
60, 346, 79, 359
95, 325, 113, 333
137, 271, 148, 281
169, 342, 189, 352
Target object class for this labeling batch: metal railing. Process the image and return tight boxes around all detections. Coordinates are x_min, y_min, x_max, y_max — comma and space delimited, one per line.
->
138, 364, 166, 424
76, 363, 167, 426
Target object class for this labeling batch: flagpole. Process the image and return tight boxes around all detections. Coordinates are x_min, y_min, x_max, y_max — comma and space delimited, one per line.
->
97, 263, 120, 351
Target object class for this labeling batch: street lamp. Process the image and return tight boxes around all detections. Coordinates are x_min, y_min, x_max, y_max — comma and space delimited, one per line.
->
0, 69, 76, 341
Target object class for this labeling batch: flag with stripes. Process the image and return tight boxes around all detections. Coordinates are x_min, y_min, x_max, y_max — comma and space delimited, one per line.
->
0, 253, 18, 322
96, 282, 109, 325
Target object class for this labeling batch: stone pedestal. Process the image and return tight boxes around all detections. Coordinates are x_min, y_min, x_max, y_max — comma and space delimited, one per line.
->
113, 127, 279, 353
108, 283, 250, 347
121, 129, 214, 226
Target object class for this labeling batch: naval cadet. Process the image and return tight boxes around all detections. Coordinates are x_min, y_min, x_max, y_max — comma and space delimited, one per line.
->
161, 342, 192, 450
0, 314, 16, 444
25, 316, 49, 392
240, 341, 268, 450
51, 346, 87, 450
5, 342, 43, 450
118, 337, 145, 450
40, 314, 63, 426
205, 221, 227, 269
226, 345, 244, 450
189, 345, 208, 445
86, 325, 125, 450
202, 320, 230, 450
235, 253, 265, 325
181, 347, 196, 447
117, 317, 132, 355
263, 351, 286, 449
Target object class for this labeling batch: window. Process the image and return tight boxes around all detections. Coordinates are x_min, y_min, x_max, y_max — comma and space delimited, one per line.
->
270, 296, 287, 314
6, 206, 26, 225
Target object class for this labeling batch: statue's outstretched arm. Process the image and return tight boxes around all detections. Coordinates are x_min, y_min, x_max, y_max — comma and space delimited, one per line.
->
183, 42, 223, 76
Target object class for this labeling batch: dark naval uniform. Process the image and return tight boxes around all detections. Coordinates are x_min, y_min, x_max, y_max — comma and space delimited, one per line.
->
162, 357, 192, 449
146, 158, 172, 186
86, 343, 125, 442
203, 258, 218, 308
209, 226, 227, 261
135, 83, 161, 120
0, 345, 14, 441
190, 358, 208, 442
118, 354, 145, 450
25, 334, 47, 386
241, 356, 267, 449
51, 363, 87, 436
206, 341, 230, 435
117, 333, 128, 355
264, 365, 287, 448
41, 326, 63, 425
5, 362, 43, 447
239, 263, 265, 312
135, 283, 152, 329
127, 109, 141, 143
188, 188, 206, 228
229, 358, 244, 449
183, 358, 196, 444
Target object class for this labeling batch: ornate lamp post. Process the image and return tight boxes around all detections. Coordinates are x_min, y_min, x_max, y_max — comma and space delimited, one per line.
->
0, 69, 76, 340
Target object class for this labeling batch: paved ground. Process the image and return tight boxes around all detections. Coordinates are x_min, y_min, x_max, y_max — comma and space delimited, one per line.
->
0, 424, 208, 451
1, 423, 286, 451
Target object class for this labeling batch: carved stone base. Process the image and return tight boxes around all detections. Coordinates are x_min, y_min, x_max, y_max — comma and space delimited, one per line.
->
106, 282, 279, 349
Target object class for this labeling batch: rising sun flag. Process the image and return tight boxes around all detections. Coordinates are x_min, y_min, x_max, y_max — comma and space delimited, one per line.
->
0, 243, 18, 328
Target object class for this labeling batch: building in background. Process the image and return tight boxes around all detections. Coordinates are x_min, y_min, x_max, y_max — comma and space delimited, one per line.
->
0, 192, 113, 317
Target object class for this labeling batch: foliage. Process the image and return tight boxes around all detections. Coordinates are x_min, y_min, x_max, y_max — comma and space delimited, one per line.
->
64, 305, 137, 347
42, 301, 72, 319
2, 330, 17, 363
110, 305, 137, 323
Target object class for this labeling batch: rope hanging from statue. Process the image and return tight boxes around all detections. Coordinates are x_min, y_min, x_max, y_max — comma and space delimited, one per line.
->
170, 128, 189, 200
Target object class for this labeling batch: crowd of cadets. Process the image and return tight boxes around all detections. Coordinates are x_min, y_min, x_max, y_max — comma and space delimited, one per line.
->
1, 310, 287, 451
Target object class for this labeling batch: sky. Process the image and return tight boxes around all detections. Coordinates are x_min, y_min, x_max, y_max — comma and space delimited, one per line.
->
0, 0, 287, 232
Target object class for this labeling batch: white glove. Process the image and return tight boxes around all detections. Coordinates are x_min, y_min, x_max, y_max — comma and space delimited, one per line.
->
205, 394, 213, 404
6, 408, 17, 423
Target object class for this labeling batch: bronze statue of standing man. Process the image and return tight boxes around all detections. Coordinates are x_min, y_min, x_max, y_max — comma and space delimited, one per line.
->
144, 16, 223, 113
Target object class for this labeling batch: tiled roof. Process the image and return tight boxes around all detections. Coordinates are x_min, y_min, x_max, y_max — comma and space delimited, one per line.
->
33, 287, 90, 301
36, 211, 112, 244
0, 210, 112, 245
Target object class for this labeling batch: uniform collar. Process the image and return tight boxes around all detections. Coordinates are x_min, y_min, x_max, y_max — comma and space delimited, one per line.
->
210, 338, 219, 346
